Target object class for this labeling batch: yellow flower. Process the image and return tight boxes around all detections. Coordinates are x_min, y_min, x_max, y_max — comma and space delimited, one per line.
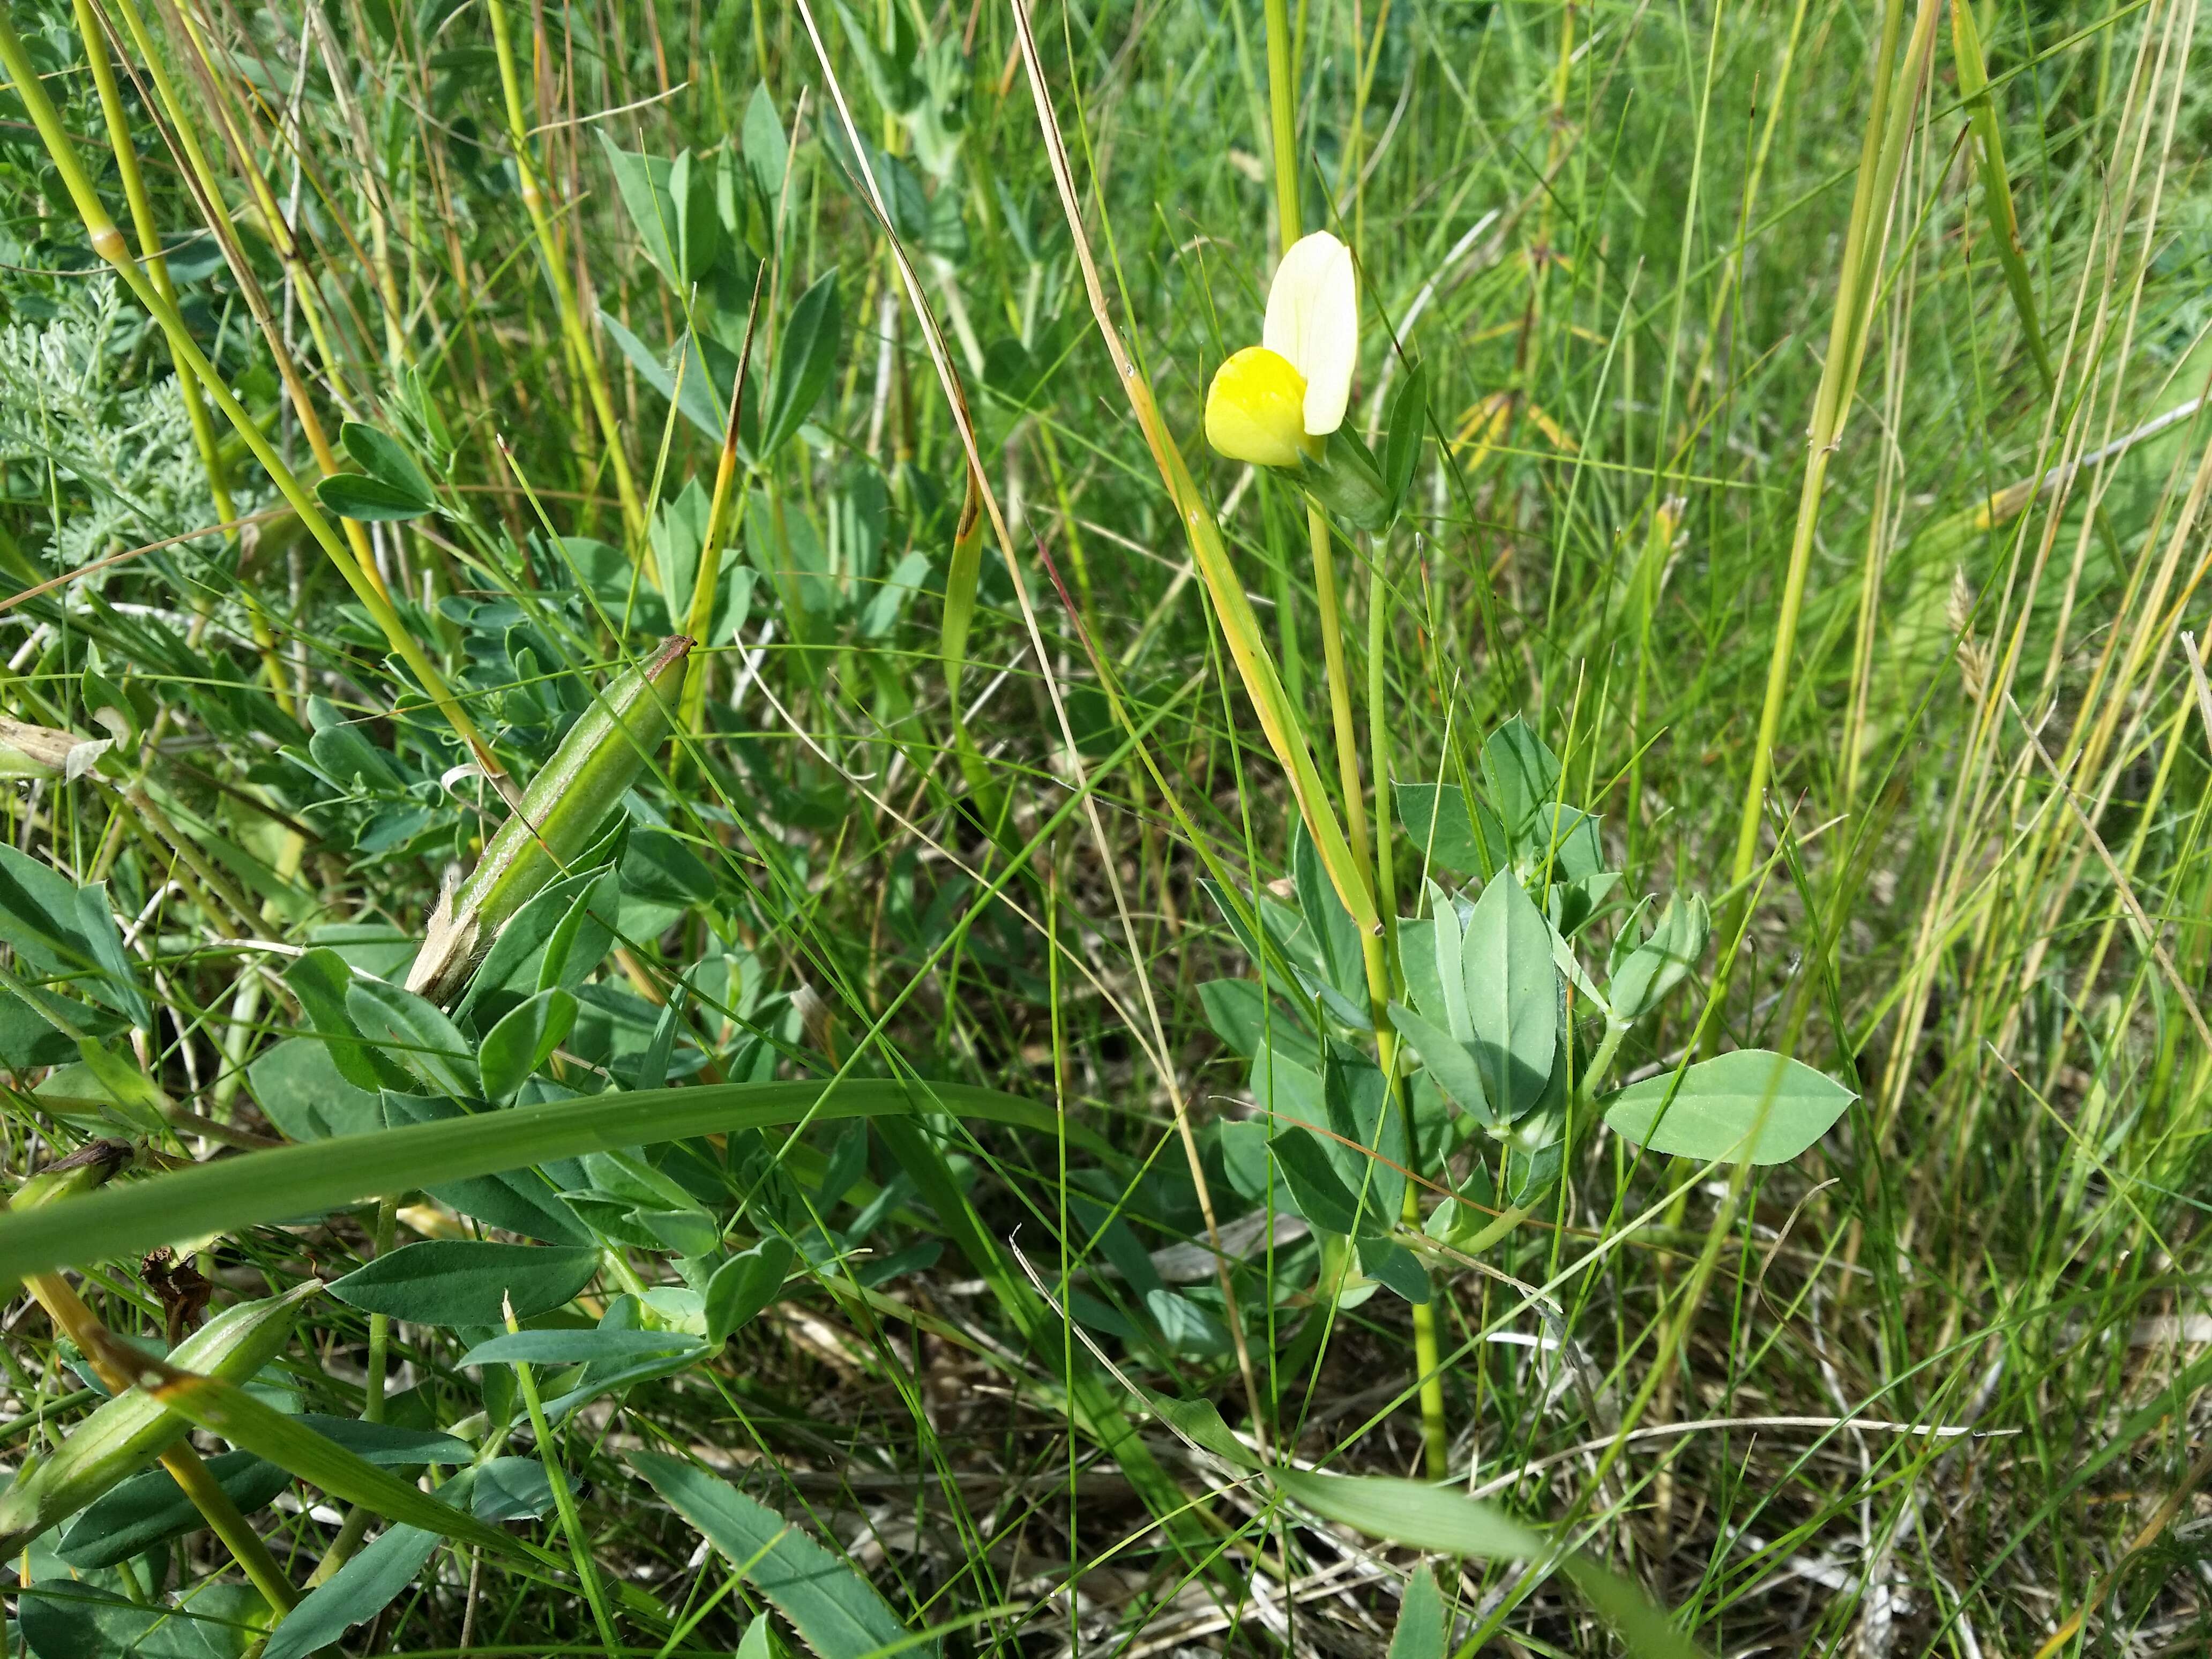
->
1204, 347, 1309, 468
1204, 230, 1358, 469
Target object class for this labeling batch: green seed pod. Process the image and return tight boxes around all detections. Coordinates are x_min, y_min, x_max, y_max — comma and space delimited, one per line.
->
406, 636, 691, 1005
0, 1279, 320, 1557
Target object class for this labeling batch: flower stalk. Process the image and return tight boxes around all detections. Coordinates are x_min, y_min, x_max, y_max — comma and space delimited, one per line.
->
484, 0, 648, 549
1231, 4, 1449, 1478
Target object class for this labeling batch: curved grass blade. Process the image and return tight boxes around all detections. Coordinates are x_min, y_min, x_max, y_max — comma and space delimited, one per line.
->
0, 1079, 1065, 1283
1271, 1469, 1707, 1659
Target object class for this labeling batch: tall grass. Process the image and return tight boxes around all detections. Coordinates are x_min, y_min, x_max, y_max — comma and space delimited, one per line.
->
1, 0, 2209, 1653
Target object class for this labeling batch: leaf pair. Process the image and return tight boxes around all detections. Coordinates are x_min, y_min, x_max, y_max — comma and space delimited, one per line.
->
600, 136, 722, 289
316, 421, 438, 523
599, 271, 840, 464
1391, 870, 1558, 1129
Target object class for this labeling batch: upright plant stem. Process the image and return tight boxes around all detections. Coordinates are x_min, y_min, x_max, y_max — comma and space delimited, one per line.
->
1260, 0, 1444, 1480
1369, 538, 1445, 1476
484, 0, 648, 549
1724, 0, 1935, 908
98, 0, 397, 603
67, 0, 291, 714
71, 1, 228, 526
22, 1268, 296, 1615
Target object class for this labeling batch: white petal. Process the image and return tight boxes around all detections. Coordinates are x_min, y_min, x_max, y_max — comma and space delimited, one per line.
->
1261, 230, 1357, 436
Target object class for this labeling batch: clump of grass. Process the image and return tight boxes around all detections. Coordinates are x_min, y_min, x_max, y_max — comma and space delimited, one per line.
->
0, 0, 2208, 1654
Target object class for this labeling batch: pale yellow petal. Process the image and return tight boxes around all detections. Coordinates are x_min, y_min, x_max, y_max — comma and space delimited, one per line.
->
1204, 346, 1309, 469
1261, 230, 1357, 436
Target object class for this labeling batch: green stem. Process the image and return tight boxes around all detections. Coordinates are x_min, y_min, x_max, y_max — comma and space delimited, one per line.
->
0, 9, 500, 774
509, 1314, 623, 1651
1261, 0, 1301, 244
1724, 0, 1935, 903
311, 1195, 399, 1584
159, 1439, 299, 1615
484, 0, 648, 548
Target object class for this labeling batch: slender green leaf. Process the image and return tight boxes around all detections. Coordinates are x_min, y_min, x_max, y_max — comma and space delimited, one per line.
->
1463, 872, 1556, 1120
56, 1449, 290, 1568
458, 1328, 703, 1367
0, 1079, 1063, 1282
339, 422, 436, 505
705, 1236, 793, 1344
315, 473, 434, 523
760, 270, 841, 457
328, 1241, 601, 1326
1387, 1565, 1446, 1659
629, 1449, 928, 1659
261, 1520, 438, 1659
479, 987, 577, 1100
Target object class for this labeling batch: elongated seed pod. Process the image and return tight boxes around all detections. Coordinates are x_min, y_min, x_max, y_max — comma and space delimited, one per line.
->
406, 636, 691, 1004
0, 1279, 322, 1556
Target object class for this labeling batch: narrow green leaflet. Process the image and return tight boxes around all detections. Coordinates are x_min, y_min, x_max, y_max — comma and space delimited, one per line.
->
630, 1449, 929, 1659
56, 1449, 290, 1568
1271, 1470, 1707, 1659
0, 844, 152, 1028
1602, 1050, 1855, 1164
0, 1079, 1057, 1282
478, 987, 578, 1100
742, 83, 788, 197
1387, 1000, 1493, 1126
291, 1416, 472, 1466
759, 270, 842, 458
14, 1581, 262, 1658
1268, 1128, 1363, 1237
458, 1329, 703, 1367
262, 1521, 439, 1659
315, 472, 434, 522
705, 1236, 793, 1344
1463, 872, 1557, 1120
1386, 1565, 1446, 1659
327, 1241, 601, 1326
260, 1460, 565, 1659
1606, 894, 1709, 1024
339, 422, 437, 506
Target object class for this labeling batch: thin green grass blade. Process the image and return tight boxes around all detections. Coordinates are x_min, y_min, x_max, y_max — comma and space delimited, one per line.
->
1272, 1469, 1708, 1659
0, 1079, 1062, 1282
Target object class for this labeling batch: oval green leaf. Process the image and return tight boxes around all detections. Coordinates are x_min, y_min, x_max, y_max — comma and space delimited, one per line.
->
1602, 1049, 1856, 1164
327, 1240, 600, 1325
315, 472, 433, 523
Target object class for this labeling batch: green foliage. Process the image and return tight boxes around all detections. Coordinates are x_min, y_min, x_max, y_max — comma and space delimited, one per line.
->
0, 0, 2204, 1650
